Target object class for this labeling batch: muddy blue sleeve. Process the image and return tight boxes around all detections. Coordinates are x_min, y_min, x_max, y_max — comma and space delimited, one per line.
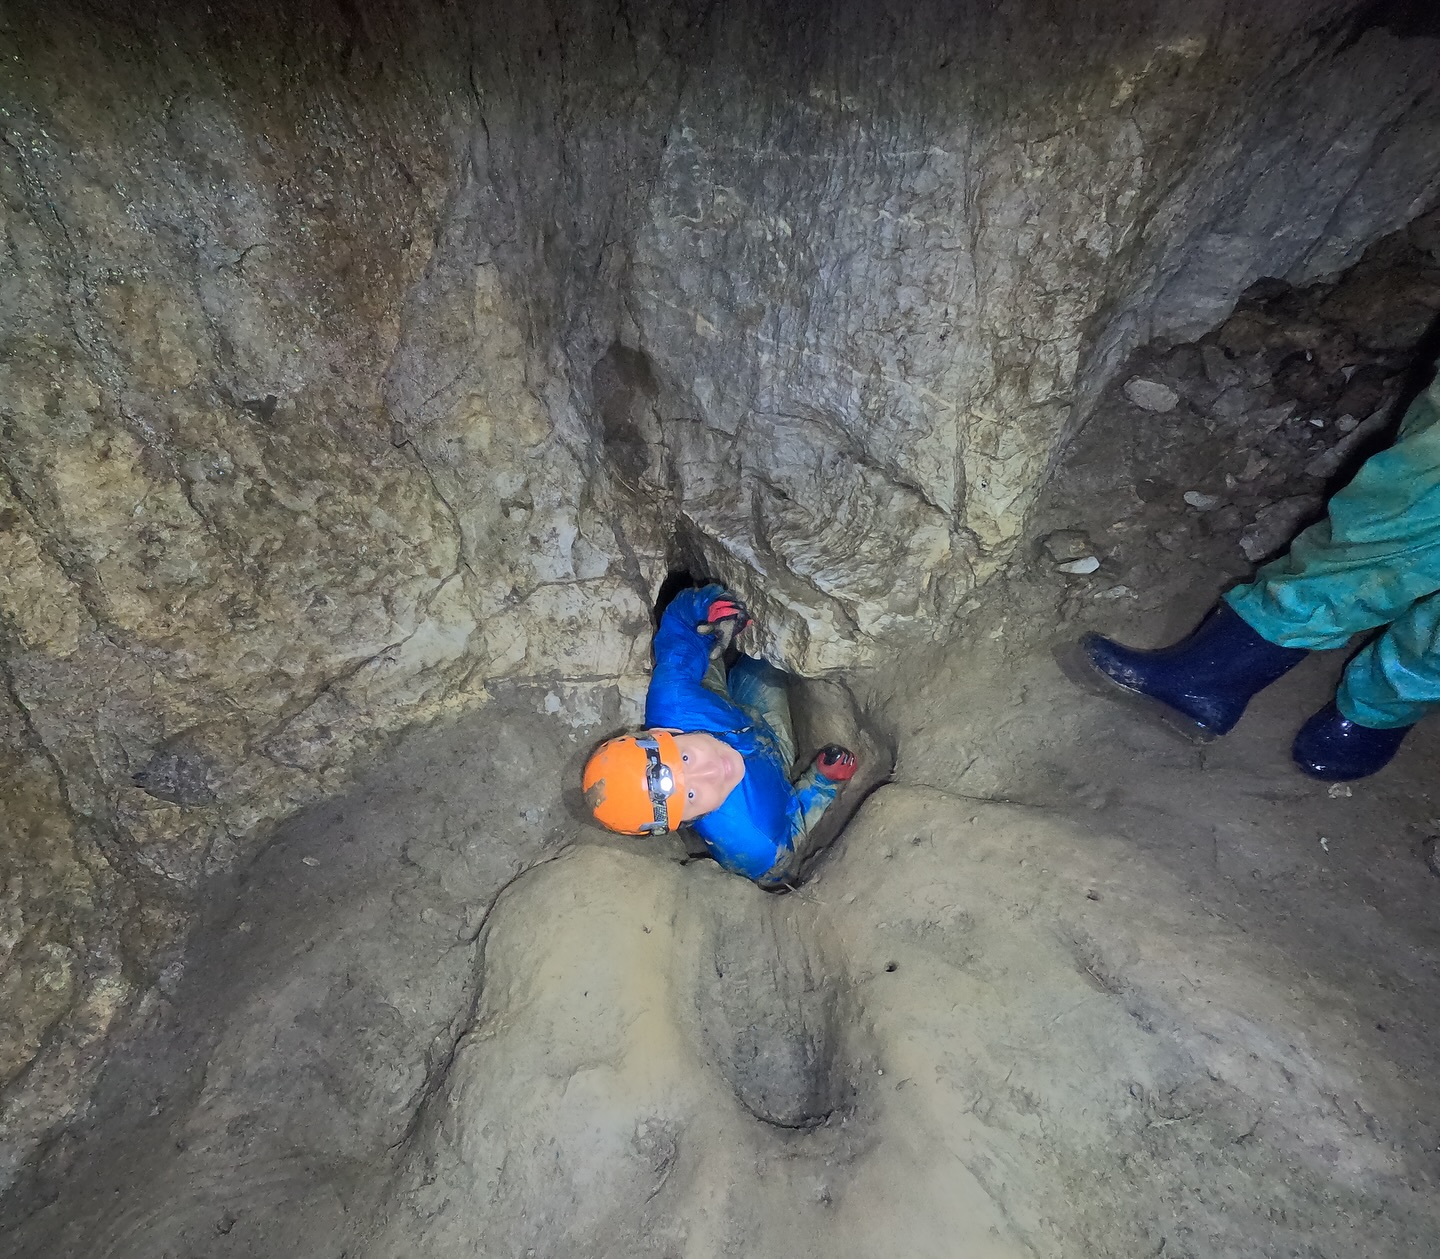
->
791, 764, 839, 836
645, 586, 751, 733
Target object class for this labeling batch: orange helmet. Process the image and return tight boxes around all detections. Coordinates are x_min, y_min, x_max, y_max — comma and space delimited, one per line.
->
582, 730, 687, 835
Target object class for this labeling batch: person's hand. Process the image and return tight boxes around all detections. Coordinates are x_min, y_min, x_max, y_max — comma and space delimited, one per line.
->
698, 590, 752, 637
705, 591, 750, 628
815, 744, 857, 782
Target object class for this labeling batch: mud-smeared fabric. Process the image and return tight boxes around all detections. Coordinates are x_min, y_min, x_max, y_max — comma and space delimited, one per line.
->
645, 587, 836, 882
1227, 362, 1440, 727
725, 656, 839, 880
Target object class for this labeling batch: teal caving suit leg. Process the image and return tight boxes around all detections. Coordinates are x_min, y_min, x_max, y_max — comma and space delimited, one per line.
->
1226, 362, 1440, 728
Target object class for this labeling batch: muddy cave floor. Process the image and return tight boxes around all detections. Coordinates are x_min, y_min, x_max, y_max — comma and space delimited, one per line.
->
5, 591, 1440, 1258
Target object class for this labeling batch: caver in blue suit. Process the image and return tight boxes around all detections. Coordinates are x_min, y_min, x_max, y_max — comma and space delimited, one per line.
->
644, 586, 840, 886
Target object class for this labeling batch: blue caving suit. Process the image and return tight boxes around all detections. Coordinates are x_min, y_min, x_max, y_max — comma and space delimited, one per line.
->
1226, 358, 1440, 728
644, 586, 839, 887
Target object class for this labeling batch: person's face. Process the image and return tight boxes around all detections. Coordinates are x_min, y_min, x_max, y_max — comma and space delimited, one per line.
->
670, 731, 746, 820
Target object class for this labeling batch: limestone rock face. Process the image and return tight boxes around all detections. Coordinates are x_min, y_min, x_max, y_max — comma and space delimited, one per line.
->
1, 0, 1438, 1183
0, 1, 652, 1180
499, 1, 1440, 668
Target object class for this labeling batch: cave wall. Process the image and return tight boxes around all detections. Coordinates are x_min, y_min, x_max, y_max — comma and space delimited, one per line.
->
0, 0, 1437, 1184
463, 0, 1440, 664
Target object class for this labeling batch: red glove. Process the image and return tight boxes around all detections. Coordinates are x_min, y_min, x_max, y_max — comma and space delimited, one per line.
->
815, 745, 857, 782
704, 594, 751, 631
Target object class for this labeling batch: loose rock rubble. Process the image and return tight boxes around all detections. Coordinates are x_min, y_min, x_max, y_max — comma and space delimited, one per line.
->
1032, 207, 1440, 625
1123, 378, 1181, 413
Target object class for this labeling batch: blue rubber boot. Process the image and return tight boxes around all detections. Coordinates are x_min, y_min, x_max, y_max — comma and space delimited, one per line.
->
1292, 703, 1413, 780
1077, 603, 1310, 742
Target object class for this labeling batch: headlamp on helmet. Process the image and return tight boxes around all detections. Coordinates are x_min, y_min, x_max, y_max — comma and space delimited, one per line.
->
582, 730, 687, 835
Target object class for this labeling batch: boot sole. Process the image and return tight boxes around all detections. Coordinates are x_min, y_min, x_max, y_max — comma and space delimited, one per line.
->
1292, 760, 1376, 782
1053, 640, 1222, 747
